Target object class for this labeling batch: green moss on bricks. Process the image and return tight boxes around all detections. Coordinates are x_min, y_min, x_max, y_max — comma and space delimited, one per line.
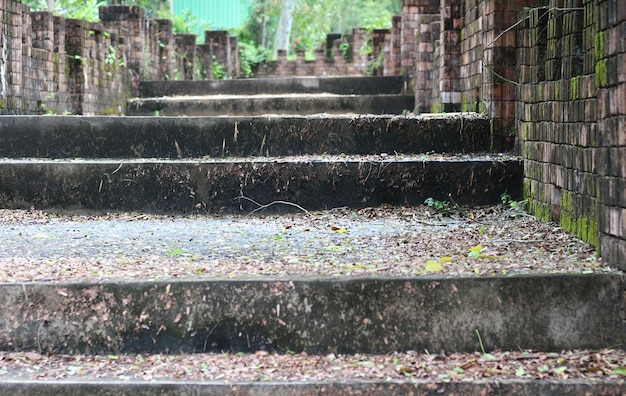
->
531, 200, 551, 222
538, 84, 543, 101
430, 103, 443, 113
561, 190, 572, 211
554, 82, 560, 100
524, 179, 532, 199
595, 59, 608, 87
99, 107, 119, 115
594, 31, 605, 61
571, 76, 580, 100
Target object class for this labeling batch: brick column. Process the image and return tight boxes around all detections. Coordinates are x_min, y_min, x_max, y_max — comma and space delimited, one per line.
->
405, 0, 440, 109
439, 0, 462, 112
595, 0, 626, 267
174, 33, 197, 80
482, 0, 539, 150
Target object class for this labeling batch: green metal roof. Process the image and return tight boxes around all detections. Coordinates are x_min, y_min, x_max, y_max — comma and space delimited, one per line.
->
174, 0, 251, 30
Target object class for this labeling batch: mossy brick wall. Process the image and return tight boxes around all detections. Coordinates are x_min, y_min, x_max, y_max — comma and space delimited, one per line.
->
518, 0, 625, 268
595, 0, 626, 266
440, 0, 463, 113
410, 0, 540, 150
0, 1, 129, 115
460, 0, 483, 114
385, 15, 402, 76
0, 0, 25, 113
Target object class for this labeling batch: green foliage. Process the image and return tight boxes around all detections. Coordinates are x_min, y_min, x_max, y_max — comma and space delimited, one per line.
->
424, 197, 452, 216
238, 0, 400, 57
212, 56, 226, 80
365, 50, 384, 76
24, 0, 106, 21
500, 193, 528, 212
154, 7, 211, 43
239, 40, 267, 77
339, 40, 352, 61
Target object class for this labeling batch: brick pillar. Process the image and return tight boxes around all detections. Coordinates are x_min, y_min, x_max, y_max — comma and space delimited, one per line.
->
415, 15, 440, 112
0, 0, 25, 113
482, 0, 540, 150
99, 5, 150, 94
52, 15, 69, 113
386, 15, 402, 76
65, 18, 91, 114
174, 33, 196, 80
439, 0, 462, 112
155, 19, 173, 80
402, 0, 439, 96
595, 0, 626, 267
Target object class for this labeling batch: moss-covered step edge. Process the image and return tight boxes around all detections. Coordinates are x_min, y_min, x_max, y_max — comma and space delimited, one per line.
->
0, 156, 522, 213
139, 76, 407, 97
0, 274, 622, 354
0, 114, 489, 158
126, 94, 416, 117
0, 379, 625, 396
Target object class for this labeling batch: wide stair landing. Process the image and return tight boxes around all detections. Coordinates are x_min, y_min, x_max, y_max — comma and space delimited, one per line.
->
0, 76, 623, 394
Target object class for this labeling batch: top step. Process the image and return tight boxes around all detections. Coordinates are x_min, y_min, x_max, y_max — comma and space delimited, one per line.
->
140, 76, 407, 98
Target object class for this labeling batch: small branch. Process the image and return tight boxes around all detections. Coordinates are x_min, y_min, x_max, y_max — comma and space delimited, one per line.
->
236, 195, 311, 216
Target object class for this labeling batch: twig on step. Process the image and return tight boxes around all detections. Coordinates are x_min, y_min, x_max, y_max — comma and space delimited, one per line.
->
236, 195, 311, 216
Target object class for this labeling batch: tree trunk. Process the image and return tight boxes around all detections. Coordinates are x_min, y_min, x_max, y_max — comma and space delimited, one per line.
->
273, 0, 296, 58
48, 0, 53, 11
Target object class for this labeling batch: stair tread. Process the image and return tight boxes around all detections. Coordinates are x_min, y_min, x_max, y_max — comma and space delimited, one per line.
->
0, 153, 518, 163
130, 93, 414, 101
0, 205, 607, 283
1, 349, 625, 385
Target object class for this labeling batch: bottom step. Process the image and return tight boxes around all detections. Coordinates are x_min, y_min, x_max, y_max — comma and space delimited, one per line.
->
0, 154, 522, 212
1, 349, 626, 395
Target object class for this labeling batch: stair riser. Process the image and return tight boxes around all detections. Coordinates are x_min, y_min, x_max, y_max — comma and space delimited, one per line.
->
140, 76, 407, 97
1, 380, 625, 396
0, 275, 621, 354
127, 95, 416, 117
0, 159, 522, 212
0, 115, 490, 158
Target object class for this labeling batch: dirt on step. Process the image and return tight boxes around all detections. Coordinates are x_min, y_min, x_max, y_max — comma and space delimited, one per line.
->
0, 205, 613, 283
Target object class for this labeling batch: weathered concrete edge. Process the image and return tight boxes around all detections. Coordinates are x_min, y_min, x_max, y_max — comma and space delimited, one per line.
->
126, 94, 416, 117
139, 76, 407, 97
0, 379, 625, 396
0, 274, 622, 354
0, 159, 523, 212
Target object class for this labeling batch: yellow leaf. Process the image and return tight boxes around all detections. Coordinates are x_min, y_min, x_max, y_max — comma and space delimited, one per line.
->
474, 268, 480, 274
439, 256, 453, 263
425, 260, 444, 273
469, 245, 483, 252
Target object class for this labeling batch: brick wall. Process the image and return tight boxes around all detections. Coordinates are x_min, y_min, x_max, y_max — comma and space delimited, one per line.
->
518, 0, 625, 268
0, 1, 129, 115
254, 28, 390, 78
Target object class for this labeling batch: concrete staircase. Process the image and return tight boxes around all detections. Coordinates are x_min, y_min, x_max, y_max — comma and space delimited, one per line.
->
0, 76, 623, 394
127, 76, 415, 116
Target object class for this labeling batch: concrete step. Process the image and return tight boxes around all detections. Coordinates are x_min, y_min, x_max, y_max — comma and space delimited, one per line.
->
0, 154, 522, 212
1, 373, 625, 395
0, 274, 621, 354
0, 114, 490, 158
127, 93, 415, 117
139, 76, 408, 97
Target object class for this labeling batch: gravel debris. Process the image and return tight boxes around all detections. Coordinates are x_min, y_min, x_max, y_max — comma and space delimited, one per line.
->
1, 349, 626, 382
0, 205, 615, 283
